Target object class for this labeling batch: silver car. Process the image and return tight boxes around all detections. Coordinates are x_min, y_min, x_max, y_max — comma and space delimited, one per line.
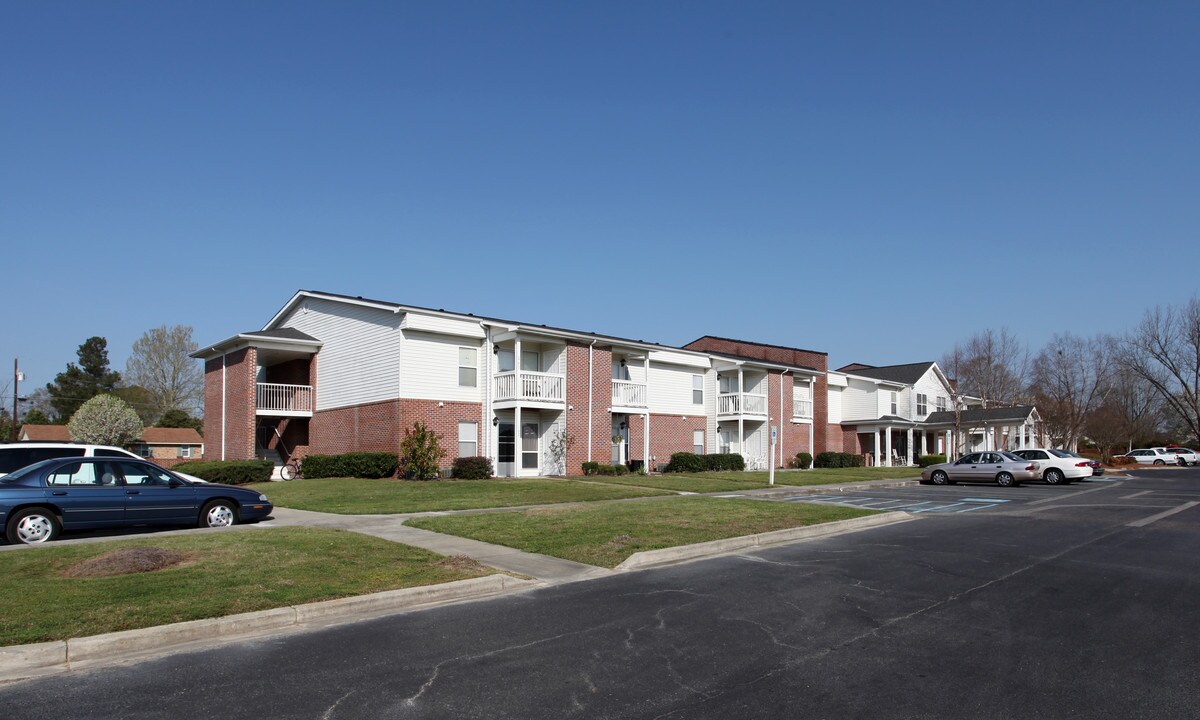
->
920, 451, 1041, 487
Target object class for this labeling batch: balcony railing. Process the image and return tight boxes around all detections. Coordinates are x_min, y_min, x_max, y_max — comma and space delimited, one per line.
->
256, 383, 313, 415
718, 392, 767, 416
793, 399, 813, 419
611, 380, 647, 408
494, 371, 566, 403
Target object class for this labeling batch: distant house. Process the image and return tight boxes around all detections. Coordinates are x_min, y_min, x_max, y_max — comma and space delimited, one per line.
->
17, 425, 204, 468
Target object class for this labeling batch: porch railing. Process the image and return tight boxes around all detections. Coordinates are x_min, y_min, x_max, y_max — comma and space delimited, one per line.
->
256, 383, 313, 414
611, 380, 648, 408
793, 398, 813, 418
718, 392, 767, 416
494, 371, 566, 403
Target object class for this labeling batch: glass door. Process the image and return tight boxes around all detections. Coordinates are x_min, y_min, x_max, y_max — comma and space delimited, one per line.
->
497, 423, 515, 477
521, 422, 540, 472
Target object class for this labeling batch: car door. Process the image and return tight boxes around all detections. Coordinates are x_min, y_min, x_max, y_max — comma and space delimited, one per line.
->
949, 453, 981, 481
44, 460, 127, 528
981, 452, 1008, 479
115, 461, 199, 525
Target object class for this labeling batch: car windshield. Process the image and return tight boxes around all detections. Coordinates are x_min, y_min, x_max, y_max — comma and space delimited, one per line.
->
999, 452, 1024, 462
1049, 449, 1075, 458
0, 458, 58, 484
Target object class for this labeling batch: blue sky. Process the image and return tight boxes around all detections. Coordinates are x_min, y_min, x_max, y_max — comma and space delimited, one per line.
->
2, 1, 1198, 403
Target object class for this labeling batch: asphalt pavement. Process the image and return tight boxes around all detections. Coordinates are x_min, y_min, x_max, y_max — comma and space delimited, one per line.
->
1, 467, 1197, 718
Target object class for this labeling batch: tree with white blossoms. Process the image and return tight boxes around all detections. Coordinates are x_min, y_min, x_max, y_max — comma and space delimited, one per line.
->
67, 394, 144, 446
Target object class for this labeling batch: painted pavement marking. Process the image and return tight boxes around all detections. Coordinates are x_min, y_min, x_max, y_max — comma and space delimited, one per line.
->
1127, 501, 1200, 528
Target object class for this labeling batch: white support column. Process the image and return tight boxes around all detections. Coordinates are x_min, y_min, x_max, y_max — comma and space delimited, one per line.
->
643, 412, 650, 472
906, 428, 914, 465
738, 368, 745, 462
920, 431, 928, 457
873, 429, 881, 468
644, 357, 651, 469
1019, 423, 1026, 448
885, 427, 893, 466
944, 430, 952, 457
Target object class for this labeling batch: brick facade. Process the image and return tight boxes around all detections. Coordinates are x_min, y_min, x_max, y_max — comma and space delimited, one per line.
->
201, 347, 257, 461
565, 341, 613, 475
683, 337, 830, 457
626, 413, 707, 470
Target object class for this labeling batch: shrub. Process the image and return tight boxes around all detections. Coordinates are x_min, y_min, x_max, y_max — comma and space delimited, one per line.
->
1110, 456, 1136, 466
814, 451, 865, 469
594, 463, 629, 476
67, 394, 143, 446
452, 456, 493, 479
917, 454, 947, 468
664, 452, 705, 473
791, 452, 813, 470
401, 421, 446, 480
302, 452, 399, 479
703, 453, 745, 472
173, 460, 273, 485
581, 461, 600, 476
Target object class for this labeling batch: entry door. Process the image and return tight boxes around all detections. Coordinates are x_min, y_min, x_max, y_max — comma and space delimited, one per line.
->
521, 422, 540, 473
497, 423, 515, 477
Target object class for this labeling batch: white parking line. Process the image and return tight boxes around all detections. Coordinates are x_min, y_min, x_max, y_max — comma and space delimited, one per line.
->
1121, 491, 1153, 499
911, 503, 967, 513
1028, 482, 1119, 505
1127, 501, 1200, 528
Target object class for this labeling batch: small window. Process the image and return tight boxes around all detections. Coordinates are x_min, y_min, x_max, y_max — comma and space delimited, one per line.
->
179, 446, 192, 458
890, 392, 898, 415
458, 347, 478, 387
916, 394, 928, 416
458, 422, 478, 458
693, 430, 704, 455
692, 375, 703, 405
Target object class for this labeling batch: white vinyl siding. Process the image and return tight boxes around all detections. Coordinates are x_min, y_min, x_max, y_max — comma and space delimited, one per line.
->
458, 422, 478, 457
401, 331, 484, 403
648, 362, 706, 416
827, 385, 844, 424
841, 379, 876, 421
277, 297, 401, 410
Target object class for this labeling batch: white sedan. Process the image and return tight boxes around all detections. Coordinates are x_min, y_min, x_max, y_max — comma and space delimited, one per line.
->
1122, 448, 1182, 465
1165, 448, 1199, 466
1011, 448, 1094, 484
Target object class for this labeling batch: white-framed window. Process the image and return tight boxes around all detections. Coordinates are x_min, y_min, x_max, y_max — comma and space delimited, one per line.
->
890, 391, 898, 415
693, 430, 704, 455
917, 394, 928, 416
458, 422, 478, 457
937, 396, 947, 412
179, 446, 192, 459
458, 347, 478, 387
693, 375, 703, 404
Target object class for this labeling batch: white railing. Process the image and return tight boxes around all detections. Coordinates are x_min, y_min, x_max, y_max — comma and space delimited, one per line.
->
793, 399, 813, 418
611, 380, 647, 408
494, 371, 566, 403
256, 383, 313, 414
718, 392, 768, 416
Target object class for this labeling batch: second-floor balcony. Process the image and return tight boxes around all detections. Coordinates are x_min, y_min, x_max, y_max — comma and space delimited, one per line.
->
494, 370, 566, 406
256, 383, 313, 417
793, 398, 813, 419
718, 392, 767, 418
611, 380, 647, 409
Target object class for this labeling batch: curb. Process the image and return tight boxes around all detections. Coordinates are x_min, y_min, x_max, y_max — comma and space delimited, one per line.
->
615, 511, 912, 571
0, 574, 537, 684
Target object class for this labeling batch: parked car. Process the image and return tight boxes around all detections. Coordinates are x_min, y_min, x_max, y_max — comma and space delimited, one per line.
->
1010, 448, 1094, 484
920, 452, 1041, 487
0, 456, 272, 544
1164, 447, 1199, 466
0, 442, 206, 483
1121, 448, 1182, 466
1060, 450, 1104, 477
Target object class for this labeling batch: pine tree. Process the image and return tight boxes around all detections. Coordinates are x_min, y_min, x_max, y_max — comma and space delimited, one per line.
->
47, 337, 122, 420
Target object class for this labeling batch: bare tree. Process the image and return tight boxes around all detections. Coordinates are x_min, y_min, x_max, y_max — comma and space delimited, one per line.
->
941, 328, 1029, 408
1029, 333, 1112, 450
1116, 298, 1200, 445
125, 325, 204, 420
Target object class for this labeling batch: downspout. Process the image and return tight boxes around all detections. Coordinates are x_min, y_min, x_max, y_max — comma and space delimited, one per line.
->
587, 340, 596, 462
809, 376, 815, 465
394, 308, 405, 456
481, 323, 490, 465
780, 370, 789, 469
221, 351, 227, 461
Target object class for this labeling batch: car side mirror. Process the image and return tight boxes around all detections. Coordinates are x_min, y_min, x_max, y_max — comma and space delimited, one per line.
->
168, 477, 184, 487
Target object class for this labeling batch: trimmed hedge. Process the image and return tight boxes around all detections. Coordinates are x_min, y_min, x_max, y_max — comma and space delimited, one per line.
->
789, 452, 813, 470
173, 460, 273, 485
813, 451, 865, 469
452, 456, 493, 479
581, 462, 631, 476
663, 452, 747, 473
917, 454, 947, 468
301, 452, 399, 479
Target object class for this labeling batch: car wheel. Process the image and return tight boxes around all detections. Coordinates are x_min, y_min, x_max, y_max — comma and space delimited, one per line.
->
1044, 468, 1065, 485
996, 472, 1017, 487
199, 500, 239, 529
1153, 459, 1165, 466
931, 470, 950, 486
7, 508, 61, 545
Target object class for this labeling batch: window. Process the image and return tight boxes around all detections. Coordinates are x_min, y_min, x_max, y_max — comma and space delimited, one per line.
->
692, 375, 703, 404
458, 347, 478, 387
116, 461, 174, 486
890, 391, 898, 415
693, 430, 704, 454
179, 446, 192, 458
458, 422, 478, 458
48, 461, 120, 486
936, 396, 947, 412
917, 394, 928, 416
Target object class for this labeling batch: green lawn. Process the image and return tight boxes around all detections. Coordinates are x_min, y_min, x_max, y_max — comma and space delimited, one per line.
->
249, 477, 671, 514
662, 466, 920, 487
406, 496, 878, 568
585, 474, 769, 493
0, 527, 493, 646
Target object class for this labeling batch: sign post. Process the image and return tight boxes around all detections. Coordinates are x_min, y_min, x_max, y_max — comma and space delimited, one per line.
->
769, 425, 777, 486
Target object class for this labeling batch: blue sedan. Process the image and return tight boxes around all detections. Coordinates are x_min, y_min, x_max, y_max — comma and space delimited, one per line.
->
0, 456, 273, 544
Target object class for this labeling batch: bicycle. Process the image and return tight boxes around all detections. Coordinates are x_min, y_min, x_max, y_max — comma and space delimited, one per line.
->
280, 458, 302, 480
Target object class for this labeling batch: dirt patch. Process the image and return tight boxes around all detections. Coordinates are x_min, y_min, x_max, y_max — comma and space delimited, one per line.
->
63, 548, 192, 578
606, 534, 634, 547
436, 554, 489, 574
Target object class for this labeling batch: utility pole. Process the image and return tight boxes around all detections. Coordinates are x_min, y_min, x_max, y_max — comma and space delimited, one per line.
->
12, 359, 22, 442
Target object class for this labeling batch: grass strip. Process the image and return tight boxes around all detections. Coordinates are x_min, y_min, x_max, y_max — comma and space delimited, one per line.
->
249, 477, 670, 514
584, 475, 769, 493
662, 467, 919, 487
407, 496, 878, 568
0, 527, 493, 646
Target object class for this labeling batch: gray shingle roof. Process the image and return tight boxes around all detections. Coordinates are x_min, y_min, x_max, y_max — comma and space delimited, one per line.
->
922, 406, 1036, 426
837, 362, 936, 385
